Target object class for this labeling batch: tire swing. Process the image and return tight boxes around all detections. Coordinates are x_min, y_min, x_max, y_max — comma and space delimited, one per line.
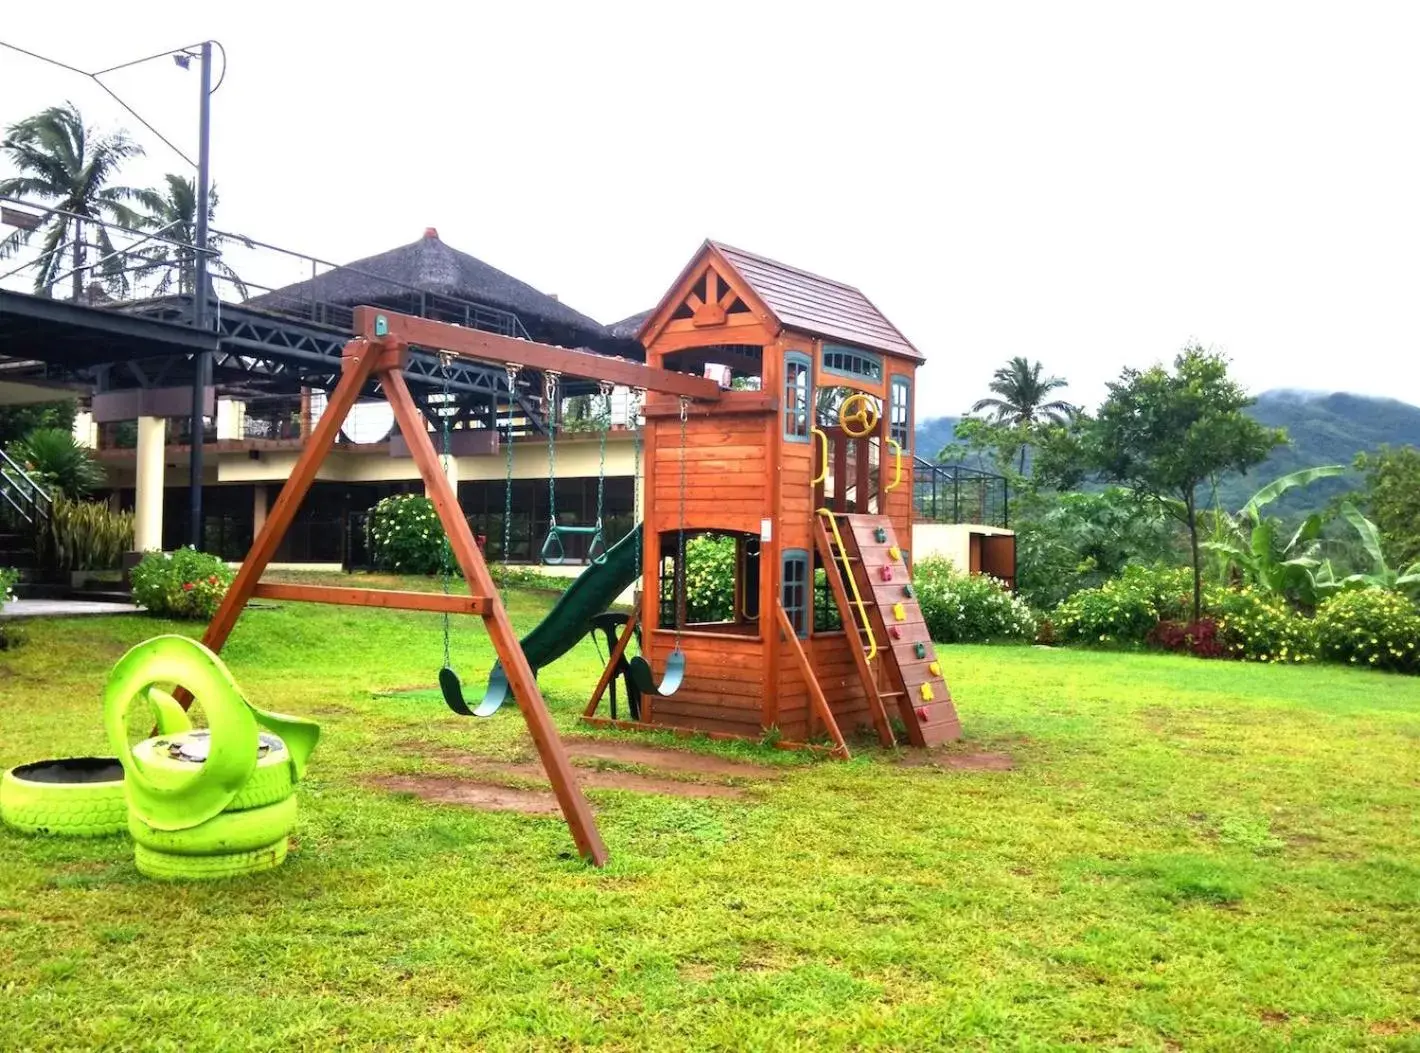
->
626, 395, 689, 697
540, 373, 610, 566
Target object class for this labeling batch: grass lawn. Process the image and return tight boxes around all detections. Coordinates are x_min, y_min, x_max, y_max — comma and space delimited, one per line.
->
1, 574, 1418, 1051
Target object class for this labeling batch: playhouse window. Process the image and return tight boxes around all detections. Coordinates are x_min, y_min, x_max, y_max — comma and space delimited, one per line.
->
657, 530, 760, 636
782, 549, 809, 637
813, 561, 843, 633
822, 345, 883, 384
890, 375, 911, 447
783, 352, 811, 442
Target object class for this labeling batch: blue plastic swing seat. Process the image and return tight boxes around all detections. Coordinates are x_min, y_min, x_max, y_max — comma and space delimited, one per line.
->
627, 648, 687, 697
541, 523, 606, 566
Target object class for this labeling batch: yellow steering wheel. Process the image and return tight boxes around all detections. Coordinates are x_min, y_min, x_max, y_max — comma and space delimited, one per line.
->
838, 392, 881, 438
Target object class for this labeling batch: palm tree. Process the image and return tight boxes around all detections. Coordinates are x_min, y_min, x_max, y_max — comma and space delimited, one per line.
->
0, 103, 160, 301
969, 356, 1076, 473
136, 173, 249, 299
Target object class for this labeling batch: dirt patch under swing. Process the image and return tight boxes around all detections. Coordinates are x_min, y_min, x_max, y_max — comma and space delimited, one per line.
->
439, 757, 747, 799
898, 750, 1016, 772
561, 738, 782, 779
370, 775, 562, 815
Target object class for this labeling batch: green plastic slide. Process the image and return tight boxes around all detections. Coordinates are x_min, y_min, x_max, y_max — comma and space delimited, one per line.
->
472, 523, 643, 717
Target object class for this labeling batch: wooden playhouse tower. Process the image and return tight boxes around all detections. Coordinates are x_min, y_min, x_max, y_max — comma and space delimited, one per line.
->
599, 242, 962, 751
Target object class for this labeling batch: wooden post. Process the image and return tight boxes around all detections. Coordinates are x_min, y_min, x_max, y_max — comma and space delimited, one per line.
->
583, 607, 640, 718
200, 339, 380, 654
776, 603, 849, 759
381, 366, 608, 867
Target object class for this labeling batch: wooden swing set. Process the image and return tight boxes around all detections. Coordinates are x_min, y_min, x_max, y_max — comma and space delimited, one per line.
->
193, 305, 722, 867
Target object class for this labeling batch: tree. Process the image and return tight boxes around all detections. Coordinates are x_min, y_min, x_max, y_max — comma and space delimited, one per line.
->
136, 173, 249, 298
1084, 347, 1284, 621
1355, 445, 1420, 569
1201, 465, 1346, 608
0, 103, 160, 301
969, 357, 1076, 473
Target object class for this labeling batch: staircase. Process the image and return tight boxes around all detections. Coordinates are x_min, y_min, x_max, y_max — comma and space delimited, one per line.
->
0, 449, 51, 575
815, 510, 961, 747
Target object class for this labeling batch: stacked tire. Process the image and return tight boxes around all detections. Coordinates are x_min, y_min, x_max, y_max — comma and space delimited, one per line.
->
125, 730, 299, 880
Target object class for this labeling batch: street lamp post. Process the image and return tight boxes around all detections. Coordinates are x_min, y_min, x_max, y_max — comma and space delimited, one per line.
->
188, 40, 213, 549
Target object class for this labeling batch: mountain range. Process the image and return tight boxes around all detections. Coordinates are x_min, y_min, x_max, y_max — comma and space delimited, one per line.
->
915, 390, 1420, 516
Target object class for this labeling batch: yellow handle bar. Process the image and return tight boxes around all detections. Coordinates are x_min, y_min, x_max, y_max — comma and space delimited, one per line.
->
811, 427, 828, 486
885, 438, 903, 492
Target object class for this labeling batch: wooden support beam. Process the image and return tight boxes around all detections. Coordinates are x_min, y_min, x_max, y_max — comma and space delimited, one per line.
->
251, 582, 491, 616
381, 366, 609, 867
354, 306, 721, 401
583, 607, 640, 718
776, 604, 849, 760
200, 339, 382, 658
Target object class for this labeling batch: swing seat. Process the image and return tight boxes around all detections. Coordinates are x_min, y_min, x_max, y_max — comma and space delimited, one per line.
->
439, 667, 472, 716
627, 648, 687, 697
472, 664, 512, 718
541, 523, 606, 566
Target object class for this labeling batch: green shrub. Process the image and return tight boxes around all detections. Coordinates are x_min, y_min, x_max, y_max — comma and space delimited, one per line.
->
7, 427, 105, 499
684, 534, 736, 623
0, 566, 16, 611
1053, 564, 1197, 647
1314, 589, 1420, 673
914, 557, 1037, 643
45, 496, 133, 571
130, 548, 234, 620
1053, 581, 1159, 646
366, 494, 446, 575
1207, 585, 1316, 664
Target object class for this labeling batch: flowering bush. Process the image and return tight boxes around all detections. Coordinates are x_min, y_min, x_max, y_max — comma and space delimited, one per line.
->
1314, 589, 1420, 674
1052, 580, 1159, 646
0, 566, 16, 611
683, 534, 736, 623
914, 557, 1038, 643
366, 494, 447, 575
130, 548, 234, 620
1206, 585, 1315, 664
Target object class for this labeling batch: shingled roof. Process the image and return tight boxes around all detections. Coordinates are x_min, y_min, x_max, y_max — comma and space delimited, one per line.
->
709, 241, 921, 361
247, 228, 620, 352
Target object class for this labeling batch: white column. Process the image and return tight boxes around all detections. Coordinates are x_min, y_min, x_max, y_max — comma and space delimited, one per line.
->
134, 415, 166, 551
252, 484, 268, 535
72, 410, 98, 449
428, 453, 459, 497
215, 398, 242, 440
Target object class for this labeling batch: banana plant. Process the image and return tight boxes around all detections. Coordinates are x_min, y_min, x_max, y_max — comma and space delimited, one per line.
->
1315, 504, 1420, 596
1202, 465, 1346, 605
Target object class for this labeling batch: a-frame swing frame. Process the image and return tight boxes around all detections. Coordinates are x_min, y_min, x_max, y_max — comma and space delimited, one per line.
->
196, 306, 722, 867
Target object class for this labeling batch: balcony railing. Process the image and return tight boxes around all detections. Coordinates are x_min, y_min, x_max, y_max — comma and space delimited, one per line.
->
911, 458, 1009, 528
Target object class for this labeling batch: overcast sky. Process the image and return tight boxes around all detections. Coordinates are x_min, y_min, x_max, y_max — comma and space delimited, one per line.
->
3, 2, 1418, 418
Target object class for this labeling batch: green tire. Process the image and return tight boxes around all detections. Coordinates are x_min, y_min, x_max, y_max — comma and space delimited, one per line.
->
131, 732, 294, 812
128, 795, 296, 856
0, 758, 127, 837
133, 838, 288, 881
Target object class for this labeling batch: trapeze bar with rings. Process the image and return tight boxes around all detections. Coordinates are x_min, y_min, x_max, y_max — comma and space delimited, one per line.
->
540, 374, 614, 567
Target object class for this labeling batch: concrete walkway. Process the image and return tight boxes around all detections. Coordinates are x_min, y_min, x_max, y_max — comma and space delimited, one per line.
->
0, 599, 140, 619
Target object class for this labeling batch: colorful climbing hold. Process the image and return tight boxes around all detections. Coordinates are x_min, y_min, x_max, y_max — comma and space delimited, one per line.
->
879, 565, 893, 582
929, 661, 942, 677
914, 642, 927, 660
874, 527, 888, 544
889, 625, 902, 640
888, 545, 901, 561
892, 603, 906, 622
902, 584, 915, 599
915, 706, 929, 723
920, 682, 935, 702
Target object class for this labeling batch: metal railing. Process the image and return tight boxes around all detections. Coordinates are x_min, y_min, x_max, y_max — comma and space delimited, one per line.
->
912, 457, 1010, 528
0, 447, 53, 530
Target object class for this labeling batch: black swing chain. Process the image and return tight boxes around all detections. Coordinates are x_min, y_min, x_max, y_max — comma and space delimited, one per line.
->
544, 370, 560, 539
676, 395, 690, 649
438, 353, 454, 670
503, 363, 520, 565
594, 381, 613, 532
